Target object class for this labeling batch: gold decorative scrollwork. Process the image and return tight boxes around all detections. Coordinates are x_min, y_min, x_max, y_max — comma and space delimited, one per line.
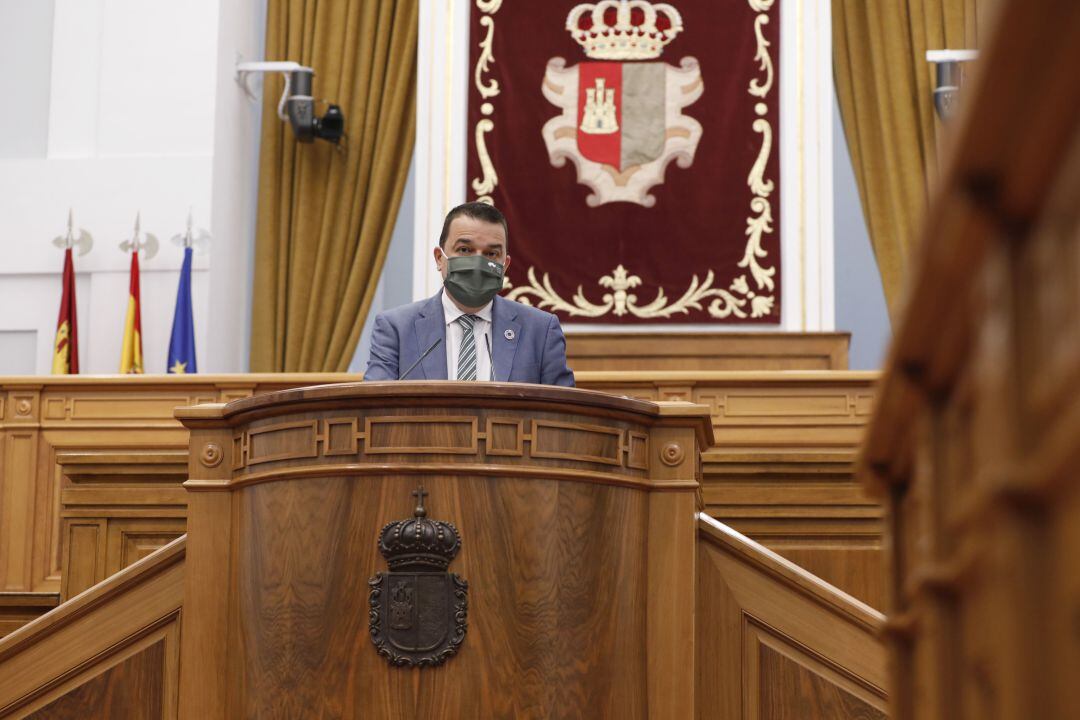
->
471, 2, 501, 203
739, 0, 777, 313
748, 14, 774, 98
505, 265, 774, 319
488, 0, 779, 320
474, 16, 499, 99
472, 116, 497, 198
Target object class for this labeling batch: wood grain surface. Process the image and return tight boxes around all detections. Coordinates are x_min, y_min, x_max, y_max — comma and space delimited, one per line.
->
696, 516, 887, 719
0, 370, 879, 636
176, 382, 708, 719
565, 332, 850, 371
234, 476, 648, 718
25, 639, 164, 720
857, 1, 1080, 718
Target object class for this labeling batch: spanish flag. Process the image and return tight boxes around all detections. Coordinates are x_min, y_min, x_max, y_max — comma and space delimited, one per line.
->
119, 250, 144, 374
51, 248, 79, 374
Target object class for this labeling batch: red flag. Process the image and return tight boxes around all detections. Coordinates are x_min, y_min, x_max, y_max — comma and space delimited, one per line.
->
51, 248, 79, 374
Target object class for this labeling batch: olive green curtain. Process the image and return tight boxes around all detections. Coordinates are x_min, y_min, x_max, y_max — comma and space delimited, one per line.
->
833, 0, 987, 319
250, 0, 417, 371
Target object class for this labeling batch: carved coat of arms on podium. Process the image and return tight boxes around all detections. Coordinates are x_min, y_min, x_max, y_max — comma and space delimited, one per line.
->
369, 487, 468, 667
541, 0, 703, 207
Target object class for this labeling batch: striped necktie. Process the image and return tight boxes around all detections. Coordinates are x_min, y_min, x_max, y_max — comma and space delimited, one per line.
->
455, 314, 479, 381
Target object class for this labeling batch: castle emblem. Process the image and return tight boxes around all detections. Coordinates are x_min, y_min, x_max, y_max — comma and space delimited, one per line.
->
542, 0, 704, 207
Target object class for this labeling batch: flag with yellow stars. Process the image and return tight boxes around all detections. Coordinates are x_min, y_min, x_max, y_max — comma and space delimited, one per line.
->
167, 246, 197, 374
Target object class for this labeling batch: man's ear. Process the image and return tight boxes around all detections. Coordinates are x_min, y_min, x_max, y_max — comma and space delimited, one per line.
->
433, 246, 445, 270
503, 254, 511, 273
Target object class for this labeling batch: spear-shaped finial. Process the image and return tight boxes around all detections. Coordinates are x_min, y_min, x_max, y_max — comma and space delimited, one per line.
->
119, 211, 159, 260
183, 207, 194, 249
171, 206, 211, 253
52, 209, 93, 255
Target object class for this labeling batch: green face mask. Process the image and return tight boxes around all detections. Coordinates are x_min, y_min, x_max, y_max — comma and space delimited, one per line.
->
442, 254, 504, 307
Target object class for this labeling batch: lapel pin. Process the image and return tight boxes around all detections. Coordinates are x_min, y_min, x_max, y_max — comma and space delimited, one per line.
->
504, 328, 515, 341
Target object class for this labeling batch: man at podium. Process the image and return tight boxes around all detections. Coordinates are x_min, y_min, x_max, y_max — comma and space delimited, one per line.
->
365, 202, 575, 386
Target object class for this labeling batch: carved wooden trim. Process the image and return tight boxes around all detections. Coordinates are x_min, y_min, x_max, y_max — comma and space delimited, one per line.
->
186, 462, 693, 492
485, 418, 525, 456
363, 416, 479, 455
244, 420, 319, 466
323, 418, 359, 456
530, 419, 624, 466
626, 432, 649, 470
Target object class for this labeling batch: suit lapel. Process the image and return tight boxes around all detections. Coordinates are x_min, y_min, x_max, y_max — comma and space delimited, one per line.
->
413, 293, 448, 380
491, 296, 521, 382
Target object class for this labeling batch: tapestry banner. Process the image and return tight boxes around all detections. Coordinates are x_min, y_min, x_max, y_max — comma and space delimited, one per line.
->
467, 0, 782, 324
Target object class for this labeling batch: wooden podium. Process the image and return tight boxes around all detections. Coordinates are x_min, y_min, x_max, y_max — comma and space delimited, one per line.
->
174, 382, 712, 719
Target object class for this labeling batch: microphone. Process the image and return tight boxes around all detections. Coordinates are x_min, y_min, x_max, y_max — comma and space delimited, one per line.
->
399, 338, 442, 380
484, 331, 494, 381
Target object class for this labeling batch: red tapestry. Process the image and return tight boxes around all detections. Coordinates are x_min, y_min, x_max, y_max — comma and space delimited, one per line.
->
466, 0, 782, 324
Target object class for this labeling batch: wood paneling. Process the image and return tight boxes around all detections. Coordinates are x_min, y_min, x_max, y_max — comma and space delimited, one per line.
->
0, 374, 359, 634
696, 515, 887, 719
0, 537, 183, 718
177, 382, 711, 719
0, 371, 883, 634
565, 332, 850, 371
858, 1, 1080, 718
0, 593, 59, 639
26, 639, 164, 720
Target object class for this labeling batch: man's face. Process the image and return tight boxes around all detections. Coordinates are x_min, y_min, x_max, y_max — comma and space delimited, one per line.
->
434, 215, 510, 279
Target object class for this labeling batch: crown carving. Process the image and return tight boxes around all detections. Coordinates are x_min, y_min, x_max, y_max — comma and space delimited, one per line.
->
377, 487, 461, 571
566, 0, 684, 61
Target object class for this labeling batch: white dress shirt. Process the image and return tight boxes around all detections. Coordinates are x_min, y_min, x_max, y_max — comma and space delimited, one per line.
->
441, 292, 493, 381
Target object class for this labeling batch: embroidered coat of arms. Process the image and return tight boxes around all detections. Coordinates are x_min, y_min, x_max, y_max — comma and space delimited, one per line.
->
542, 0, 703, 207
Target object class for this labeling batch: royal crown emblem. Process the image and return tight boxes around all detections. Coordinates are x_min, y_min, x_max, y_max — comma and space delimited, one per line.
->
368, 486, 468, 667
542, 0, 703, 206
567, 0, 683, 60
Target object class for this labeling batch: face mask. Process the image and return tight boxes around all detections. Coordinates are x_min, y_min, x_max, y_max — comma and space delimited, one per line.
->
441, 253, 504, 307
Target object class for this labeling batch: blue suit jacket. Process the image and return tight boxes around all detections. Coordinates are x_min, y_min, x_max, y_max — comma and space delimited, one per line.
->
364, 292, 575, 386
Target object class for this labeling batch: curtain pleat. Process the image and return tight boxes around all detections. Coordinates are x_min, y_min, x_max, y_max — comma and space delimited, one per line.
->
251, 0, 417, 371
833, 0, 984, 320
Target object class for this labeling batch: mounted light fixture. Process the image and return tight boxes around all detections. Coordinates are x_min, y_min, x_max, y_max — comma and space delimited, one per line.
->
926, 49, 979, 121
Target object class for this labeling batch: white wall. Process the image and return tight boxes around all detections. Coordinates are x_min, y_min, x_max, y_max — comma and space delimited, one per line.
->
0, 0, 266, 374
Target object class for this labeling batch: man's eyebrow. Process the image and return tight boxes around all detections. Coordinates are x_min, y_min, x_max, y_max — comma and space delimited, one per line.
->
453, 237, 475, 244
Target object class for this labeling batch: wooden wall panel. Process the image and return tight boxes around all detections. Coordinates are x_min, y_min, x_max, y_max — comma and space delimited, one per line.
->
696, 516, 887, 719
565, 332, 850, 371
231, 475, 649, 719
0, 538, 183, 718
1, 371, 883, 637
26, 639, 165, 720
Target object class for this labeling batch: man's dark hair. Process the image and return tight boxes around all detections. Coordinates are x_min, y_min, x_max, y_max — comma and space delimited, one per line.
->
439, 202, 508, 248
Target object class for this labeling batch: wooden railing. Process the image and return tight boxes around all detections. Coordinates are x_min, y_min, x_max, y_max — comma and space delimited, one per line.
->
0, 536, 184, 718
696, 514, 887, 719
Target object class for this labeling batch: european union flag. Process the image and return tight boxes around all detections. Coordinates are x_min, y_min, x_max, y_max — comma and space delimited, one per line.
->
167, 247, 197, 374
